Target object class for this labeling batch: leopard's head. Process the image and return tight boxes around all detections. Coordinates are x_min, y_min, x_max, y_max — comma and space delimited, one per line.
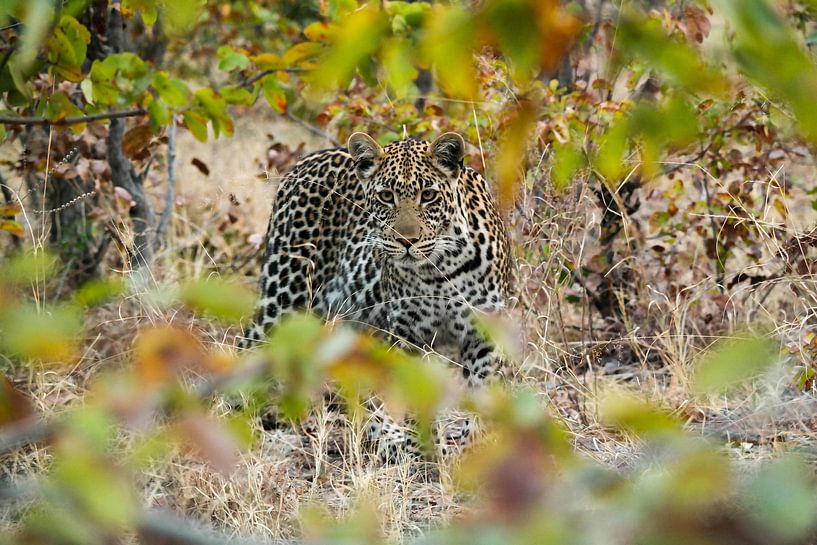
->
347, 132, 465, 265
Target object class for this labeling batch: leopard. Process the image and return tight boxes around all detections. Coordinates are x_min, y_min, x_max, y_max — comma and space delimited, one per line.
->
238, 131, 511, 461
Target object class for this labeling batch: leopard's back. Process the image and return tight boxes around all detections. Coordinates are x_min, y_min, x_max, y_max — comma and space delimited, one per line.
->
241, 148, 374, 345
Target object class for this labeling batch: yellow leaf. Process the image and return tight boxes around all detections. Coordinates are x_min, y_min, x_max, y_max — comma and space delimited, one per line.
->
250, 53, 283, 70
304, 21, 336, 43
494, 102, 537, 208
421, 5, 477, 99
311, 7, 389, 90
134, 327, 206, 386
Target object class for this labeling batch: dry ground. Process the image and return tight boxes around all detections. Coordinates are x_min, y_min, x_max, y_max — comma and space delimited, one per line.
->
4, 105, 817, 541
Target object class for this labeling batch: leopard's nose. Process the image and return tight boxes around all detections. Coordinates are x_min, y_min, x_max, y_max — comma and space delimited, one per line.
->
396, 236, 418, 249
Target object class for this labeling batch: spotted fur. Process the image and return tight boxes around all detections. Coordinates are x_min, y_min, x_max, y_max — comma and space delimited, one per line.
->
239, 132, 510, 459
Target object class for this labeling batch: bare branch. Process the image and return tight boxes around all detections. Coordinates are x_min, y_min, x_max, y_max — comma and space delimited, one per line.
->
0, 108, 147, 127
138, 509, 272, 545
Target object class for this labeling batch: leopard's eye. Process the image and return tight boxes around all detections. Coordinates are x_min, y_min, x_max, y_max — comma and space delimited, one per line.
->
376, 189, 395, 204
420, 189, 439, 203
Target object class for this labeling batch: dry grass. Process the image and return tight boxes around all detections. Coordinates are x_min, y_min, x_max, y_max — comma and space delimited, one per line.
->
3, 104, 817, 541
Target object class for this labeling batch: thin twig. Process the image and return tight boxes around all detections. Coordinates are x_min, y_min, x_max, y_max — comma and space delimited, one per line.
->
285, 111, 340, 146
0, 108, 147, 127
155, 118, 177, 245
240, 67, 309, 89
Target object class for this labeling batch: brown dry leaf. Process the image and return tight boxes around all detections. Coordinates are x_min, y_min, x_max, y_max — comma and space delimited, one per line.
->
114, 186, 136, 208
122, 124, 154, 159
0, 375, 34, 427
190, 157, 210, 176
133, 327, 207, 386
684, 5, 711, 43
0, 203, 21, 217
74, 158, 92, 182
53, 162, 80, 180
177, 412, 240, 476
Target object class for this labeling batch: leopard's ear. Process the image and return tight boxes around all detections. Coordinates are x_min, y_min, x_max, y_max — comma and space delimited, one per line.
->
347, 132, 383, 180
430, 132, 465, 176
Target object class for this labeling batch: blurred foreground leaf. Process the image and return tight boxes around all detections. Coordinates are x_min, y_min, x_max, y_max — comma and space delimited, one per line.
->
746, 456, 817, 541
181, 276, 254, 323
311, 6, 389, 90
134, 326, 209, 386
177, 411, 241, 475
0, 303, 82, 363
0, 375, 34, 426
716, 0, 817, 143
599, 390, 681, 437
0, 252, 59, 285
692, 334, 777, 395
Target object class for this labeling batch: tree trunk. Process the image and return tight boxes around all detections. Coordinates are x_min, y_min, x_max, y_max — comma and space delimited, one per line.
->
106, 6, 156, 269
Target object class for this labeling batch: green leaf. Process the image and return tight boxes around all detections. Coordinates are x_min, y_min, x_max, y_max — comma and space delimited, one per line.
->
262, 75, 287, 113
220, 85, 254, 105
45, 91, 85, 133
8, 55, 33, 100
381, 38, 418, 98
594, 119, 629, 182
389, 357, 446, 421
80, 78, 94, 104
15, 0, 52, 70
747, 457, 817, 541
482, 0, 540, 77
617, 10, 726, 95
715, 0, 817, 143
151, 71, 190, 108
0, 252, 58, 284
627, 96, 698, 178
87, 53, 150, 106
0, 302, 83, 362
147, 96, 171, 129
46, 15, 90, 82
181, 276, 254, 322
385, 1, 431, 27
71, 278, 125, 308
122, 0, 158, 26
551, 142, 584, 191
157, 0, 204, 34
266, 314, 329, 421
599, 391, 681, 437
53, 411, 138, 529
325, 0, 358, 21
692, 334, 777, 394
194, 88, 233, 138
217, 45, 250, 72
183, 110, 208, 142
